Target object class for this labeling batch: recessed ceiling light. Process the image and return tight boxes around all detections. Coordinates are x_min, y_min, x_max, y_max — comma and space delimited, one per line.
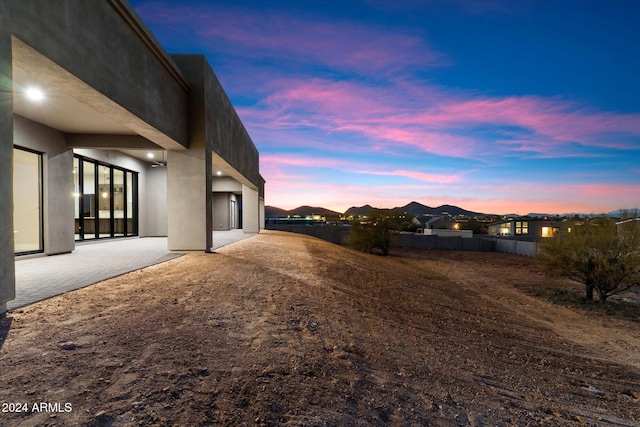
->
216, 171, 222, 176
147, 152, 155, 159
25, 87, 45, 102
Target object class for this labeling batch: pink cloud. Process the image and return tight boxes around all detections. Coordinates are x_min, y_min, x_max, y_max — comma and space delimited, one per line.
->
262, 158, 638, 214
136, 1, 639, 216
198, 18, 445, 73
136, 3, 640, 162
261, 154, 343, 169
463, 181, 640, 215
136, 3, 446, 74
359, 169, 464, 184
426, 97, 640, 149
261, 154, 462, 185
241, 78, 489, 158
259, 78, 402, 120
335, 124, 482, 158
573, 183, 640, 200
265, 177, 639, 215
244, 77, 640, 159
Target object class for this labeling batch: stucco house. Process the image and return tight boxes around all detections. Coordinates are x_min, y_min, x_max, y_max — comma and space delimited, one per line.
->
418, 216, 453, 230
487, 218, 561, 242
1, 0, 265, 313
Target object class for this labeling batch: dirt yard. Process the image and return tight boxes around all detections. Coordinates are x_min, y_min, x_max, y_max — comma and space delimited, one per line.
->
1, 230, 638, 426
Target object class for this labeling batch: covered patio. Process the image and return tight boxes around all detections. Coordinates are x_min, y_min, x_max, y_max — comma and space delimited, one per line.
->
10, 231, 255, 311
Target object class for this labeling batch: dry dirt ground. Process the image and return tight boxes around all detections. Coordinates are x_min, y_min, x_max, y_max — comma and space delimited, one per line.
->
1, 230, 638, 426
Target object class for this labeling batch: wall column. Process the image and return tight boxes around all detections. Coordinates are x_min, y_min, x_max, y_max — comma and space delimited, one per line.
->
45, 149, 75, 255
259, 197, 265, 230
205, 146, 213, 252
0, 35, 15, 312
242, 184, 259, 234
167, 148, 207, 251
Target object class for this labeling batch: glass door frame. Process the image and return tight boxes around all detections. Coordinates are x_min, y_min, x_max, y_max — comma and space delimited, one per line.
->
74, 154, 138, 241
13, 145, 44, 255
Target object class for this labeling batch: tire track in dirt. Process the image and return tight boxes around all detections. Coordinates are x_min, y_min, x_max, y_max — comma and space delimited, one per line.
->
435, 253, 640, 370
1, 231, 638, 426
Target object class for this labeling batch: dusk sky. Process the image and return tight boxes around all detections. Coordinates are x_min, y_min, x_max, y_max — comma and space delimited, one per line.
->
131, 0, 640, 215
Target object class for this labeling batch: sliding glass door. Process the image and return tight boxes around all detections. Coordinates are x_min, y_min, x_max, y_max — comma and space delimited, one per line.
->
113, 169, 125, 237
74, 155, 138, 241
126, 171, 136, 236
98, 164, 111, 238
82, 159, 96, 239
13, 147, 43, 255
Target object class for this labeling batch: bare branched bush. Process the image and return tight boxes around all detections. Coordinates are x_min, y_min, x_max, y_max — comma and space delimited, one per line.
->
539, 210, 640, 303
349, 209, 404, 256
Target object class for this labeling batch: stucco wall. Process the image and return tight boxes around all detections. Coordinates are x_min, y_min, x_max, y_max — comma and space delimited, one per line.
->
0, 0, 189, 148
212, 177, 242, 193
14, 115, 74, 255
143, 166, 168, 237
10, 123, 169, 253
242, 185, 260, 233
205, 67, 261, 189
0, 34, 14, 308
46, 150, 75, 254
494, 239, 539, 257
171, 54, 262, 189
0, 1, 263, 309
73, 148, 146, 173
167, 148, 208, 251
213, 193, 231, 231
259, 197, 265, 230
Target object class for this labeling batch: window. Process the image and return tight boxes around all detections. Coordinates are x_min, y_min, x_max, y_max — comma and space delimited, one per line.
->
541, 226, 557, 238
13, 147, 43, 255
126, 171, 137, 236
515, 221, 529, 235
113, 169, 125, 237
74, 155, 138, 240
499, 223, 511, 236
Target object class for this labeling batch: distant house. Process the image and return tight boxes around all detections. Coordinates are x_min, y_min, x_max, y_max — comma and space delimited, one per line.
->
417, 216, 455, 230
415, 228, 473, 239
411, 216, 470, 237
487, 218, 562, 242
265, 206, 342, 225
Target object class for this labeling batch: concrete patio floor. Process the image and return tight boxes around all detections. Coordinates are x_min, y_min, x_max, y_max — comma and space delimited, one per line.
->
9, 230, 256, 311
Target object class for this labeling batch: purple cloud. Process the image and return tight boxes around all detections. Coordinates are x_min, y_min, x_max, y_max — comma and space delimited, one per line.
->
135, 2, 446, 75
240, 77, 640, 159
134, 1, 640, 215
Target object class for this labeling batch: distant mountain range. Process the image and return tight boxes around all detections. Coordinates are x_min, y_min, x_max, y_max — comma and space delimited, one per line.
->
265, 202, 633, 220
265, 205, 342, 218
344, 201, 483, 218
265, 201, 483, 218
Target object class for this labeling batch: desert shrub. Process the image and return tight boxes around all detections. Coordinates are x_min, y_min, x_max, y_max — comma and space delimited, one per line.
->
460, 219, 486, 234
349, 209, 403, 256
538, 211, 640, 303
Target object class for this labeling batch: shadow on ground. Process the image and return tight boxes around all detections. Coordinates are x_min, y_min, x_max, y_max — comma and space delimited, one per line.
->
0, 315, 12, 350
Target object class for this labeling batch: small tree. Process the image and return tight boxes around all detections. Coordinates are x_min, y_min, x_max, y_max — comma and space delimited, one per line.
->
539, 212, 640, 303
460, 218, 486, 235
349, 209, 403, 256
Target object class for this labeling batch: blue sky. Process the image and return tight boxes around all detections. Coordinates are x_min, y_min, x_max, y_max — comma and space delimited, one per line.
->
130, 0, 640, 214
